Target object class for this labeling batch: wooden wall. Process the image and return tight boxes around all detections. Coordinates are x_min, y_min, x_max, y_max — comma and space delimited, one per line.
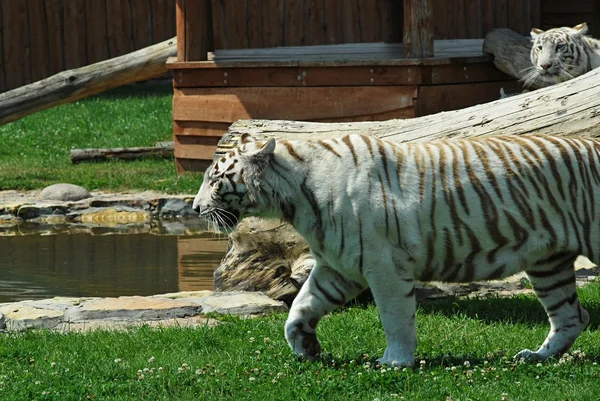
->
541, 0, 600, 36
0, 0, 176, 93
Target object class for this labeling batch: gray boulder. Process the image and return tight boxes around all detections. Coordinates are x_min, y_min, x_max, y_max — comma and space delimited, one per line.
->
38, 184, 91, 201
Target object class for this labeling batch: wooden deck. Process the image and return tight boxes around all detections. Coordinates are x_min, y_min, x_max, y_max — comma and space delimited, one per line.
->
167, 39, 521, 173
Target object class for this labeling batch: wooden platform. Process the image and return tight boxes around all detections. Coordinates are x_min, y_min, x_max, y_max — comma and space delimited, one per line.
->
167, 40, 520, 173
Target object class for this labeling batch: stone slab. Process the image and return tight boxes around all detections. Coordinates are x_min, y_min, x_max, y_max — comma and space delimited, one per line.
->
194, 292, 288, 315
0, 304, 64, 330
66, 296, 202, 322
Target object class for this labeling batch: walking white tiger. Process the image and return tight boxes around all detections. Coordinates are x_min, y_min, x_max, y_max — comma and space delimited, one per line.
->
193, 133, 600, 367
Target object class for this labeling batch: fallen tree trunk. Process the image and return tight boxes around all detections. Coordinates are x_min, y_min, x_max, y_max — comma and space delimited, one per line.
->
213, 28, 600, 300
70, 144, 174, 164
216, 66, 600, 157
0, 37, 176, 126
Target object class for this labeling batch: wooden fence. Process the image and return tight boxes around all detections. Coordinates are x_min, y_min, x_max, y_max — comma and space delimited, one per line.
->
0, 0, 176, 93
0, 0, 590, 93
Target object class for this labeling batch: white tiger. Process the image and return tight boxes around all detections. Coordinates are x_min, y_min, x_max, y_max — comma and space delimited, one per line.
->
193, 133, 600, 367
523, 22, 600, 87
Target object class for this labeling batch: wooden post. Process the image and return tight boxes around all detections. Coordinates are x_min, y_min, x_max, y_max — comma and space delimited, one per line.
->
403, 0, 434, 58
175, 0, 213, 62
176, 0, 187, 61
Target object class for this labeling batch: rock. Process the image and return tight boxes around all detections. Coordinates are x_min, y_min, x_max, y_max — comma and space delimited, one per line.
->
0, 304, 64, 330
195, 292, 288, 315
38, 183, 91, 201
214, 217, 313, 304
17, 205, 54, 220
159, 198, 196, 218
65, 296, 202, 321
73, 206, 151, 225
0, 311, 5, 330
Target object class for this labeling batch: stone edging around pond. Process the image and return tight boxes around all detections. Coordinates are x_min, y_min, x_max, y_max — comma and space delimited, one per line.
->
0, 291, 288, 333
0, 189, 211, 235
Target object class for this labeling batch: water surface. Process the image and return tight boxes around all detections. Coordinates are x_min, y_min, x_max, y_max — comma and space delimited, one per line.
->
0, 233, 228, 303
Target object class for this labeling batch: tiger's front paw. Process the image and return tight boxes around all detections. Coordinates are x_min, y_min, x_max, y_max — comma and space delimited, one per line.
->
514, 349, 544, 362
285, 320, 322, 361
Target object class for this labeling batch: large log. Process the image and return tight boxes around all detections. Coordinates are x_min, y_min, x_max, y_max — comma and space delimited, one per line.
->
0, 37, 177, 126
216, 65, 600, 157
212, 28, 600, 299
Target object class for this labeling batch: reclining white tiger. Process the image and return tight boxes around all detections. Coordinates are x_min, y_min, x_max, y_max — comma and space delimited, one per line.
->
523, 22, 600, 87
193, 133, 600, 367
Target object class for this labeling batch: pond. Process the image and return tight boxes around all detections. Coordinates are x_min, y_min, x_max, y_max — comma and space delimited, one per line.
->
0, 233, 228, 303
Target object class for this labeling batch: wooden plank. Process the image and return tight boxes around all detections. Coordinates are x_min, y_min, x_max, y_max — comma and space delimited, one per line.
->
433, 0, 451, 39
262, 0, 284, 47
415, 81, 521, 117
63, 0, 87, 69
85, 0, 109, 64
175, 135, 223, 159
106, 0, 133, 57
174, 65, 421, 87
3, 0, 30, 89
210, 0, 225, 49
507, 0, 525, 34
176, 0, 186, 60
284, 0, 304, 46
530, 0, 541, 28
131, 0, 152, 50
403, 0, 434, 57
358, 0, 380, 42
247, 0, 263, 48
423, 63, 514, 85
173, 86, 418, 122
222, 0, 245, 49
494, 0, 508, 28
26, 0, 50, 83
185, 0, 211, 60
176, 157, 213, 173
304, 0, 325, 45
323, 0, 342, 44
341, 0, 360, 43
174, 121, 230, 136
0, 2, 5, 91
480, 0, 496, 35
381, 0, 403, 43
465, 0, 483, 38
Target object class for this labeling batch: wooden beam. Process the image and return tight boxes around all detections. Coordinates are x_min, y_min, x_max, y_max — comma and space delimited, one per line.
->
0, 37, 176, 126
176, 0, 186, 61
403, 0, 434, 58
70, 145, 174, 164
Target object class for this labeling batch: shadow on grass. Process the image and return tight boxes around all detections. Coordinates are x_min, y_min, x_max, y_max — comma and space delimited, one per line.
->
348, 290, 600, 330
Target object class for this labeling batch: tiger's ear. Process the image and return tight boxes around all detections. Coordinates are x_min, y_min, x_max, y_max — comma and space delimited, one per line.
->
531, 27, 544, 39
572, 22, 588, 36
246, 138, 276, 159
238, 133, 255, 146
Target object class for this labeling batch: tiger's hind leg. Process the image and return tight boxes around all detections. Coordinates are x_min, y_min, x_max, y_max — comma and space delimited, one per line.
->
285, 262, 366, 361
517, 253, 590, 361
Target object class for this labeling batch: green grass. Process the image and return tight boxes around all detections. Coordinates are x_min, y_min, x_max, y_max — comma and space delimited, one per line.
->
0, 83, 202, 193
2, 283, 600, 400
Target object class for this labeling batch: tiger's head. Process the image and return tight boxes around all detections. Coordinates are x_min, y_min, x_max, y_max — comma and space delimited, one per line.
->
525, 22, 590, 87
192, 134, 276, 232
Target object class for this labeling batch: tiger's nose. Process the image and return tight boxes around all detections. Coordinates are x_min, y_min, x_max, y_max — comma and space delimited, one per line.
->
541, 62, 553, 71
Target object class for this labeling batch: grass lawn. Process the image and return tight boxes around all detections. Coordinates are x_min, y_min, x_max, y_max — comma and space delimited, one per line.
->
2, 283, 600, 400
0, 83, 202, 194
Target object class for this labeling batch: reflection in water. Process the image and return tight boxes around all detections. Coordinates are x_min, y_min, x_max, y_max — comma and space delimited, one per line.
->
0, 233, 228, 303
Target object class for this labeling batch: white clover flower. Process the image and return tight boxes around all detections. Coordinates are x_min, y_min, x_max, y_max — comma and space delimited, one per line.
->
249, 337, 256, 343
148, 356, 156, 363
249, 377, 255, 381
264, 337, 271, 343
114, 358, 122, 364
464, 360, 470, 367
